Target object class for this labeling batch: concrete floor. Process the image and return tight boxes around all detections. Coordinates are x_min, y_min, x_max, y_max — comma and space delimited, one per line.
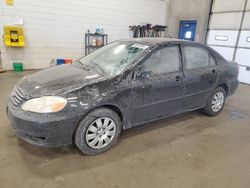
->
1, 70, 250, 188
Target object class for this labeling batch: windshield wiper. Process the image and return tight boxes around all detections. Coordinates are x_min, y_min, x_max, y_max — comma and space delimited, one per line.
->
94, 63, 105, 75
77, 61, 90, 71
89, 60, 105, 75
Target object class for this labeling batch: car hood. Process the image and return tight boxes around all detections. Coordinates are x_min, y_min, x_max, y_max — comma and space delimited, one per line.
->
18, 64, 105, 98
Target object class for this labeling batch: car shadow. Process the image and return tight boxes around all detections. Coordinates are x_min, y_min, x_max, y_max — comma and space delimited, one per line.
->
18, 110, 210, 178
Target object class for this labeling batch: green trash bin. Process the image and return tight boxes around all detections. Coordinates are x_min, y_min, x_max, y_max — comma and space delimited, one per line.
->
13, 63, 23, 72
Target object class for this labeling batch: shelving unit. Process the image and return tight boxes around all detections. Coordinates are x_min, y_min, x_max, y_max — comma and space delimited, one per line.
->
85, 33, 108, 55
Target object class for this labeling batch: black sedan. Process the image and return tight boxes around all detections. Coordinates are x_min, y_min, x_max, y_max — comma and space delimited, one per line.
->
7, 38, 239, 155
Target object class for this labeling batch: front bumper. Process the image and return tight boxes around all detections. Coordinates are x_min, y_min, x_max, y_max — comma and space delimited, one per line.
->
7, 104, 81, 147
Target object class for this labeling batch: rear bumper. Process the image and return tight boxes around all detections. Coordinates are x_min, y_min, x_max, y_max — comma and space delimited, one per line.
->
7, 105, 81, 147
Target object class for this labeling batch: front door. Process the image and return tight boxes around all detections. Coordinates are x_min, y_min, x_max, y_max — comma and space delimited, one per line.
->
182, 44, 218, 110
131, 45, 184, 125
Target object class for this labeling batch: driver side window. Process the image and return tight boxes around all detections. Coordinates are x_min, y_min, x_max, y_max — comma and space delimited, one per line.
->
141, 45, 180, 76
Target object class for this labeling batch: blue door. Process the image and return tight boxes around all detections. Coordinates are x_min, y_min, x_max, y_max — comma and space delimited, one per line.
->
178, 20, 197, 41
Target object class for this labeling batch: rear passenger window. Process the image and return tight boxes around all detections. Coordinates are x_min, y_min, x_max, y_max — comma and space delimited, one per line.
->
184, 46, 210, 69
141, 46, 180, 75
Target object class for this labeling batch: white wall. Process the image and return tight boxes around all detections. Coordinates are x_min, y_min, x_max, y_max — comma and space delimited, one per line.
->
0, 0, 166, 70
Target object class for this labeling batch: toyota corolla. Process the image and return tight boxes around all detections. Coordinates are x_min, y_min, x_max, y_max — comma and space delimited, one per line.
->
7, 38, 239, 155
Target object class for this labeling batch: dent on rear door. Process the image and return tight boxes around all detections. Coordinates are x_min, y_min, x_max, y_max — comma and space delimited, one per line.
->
183, 68, 217, 109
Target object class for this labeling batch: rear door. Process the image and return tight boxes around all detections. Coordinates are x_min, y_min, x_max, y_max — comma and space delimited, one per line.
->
131, 44, 184, 125
182, 44, 219, 110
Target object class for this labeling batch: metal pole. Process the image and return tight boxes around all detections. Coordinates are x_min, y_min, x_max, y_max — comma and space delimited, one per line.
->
233, 0, 248, 62
205, 0, 214, 44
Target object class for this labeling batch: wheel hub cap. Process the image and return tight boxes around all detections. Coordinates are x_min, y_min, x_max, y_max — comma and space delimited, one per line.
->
85, 117, 116, 149
211, 91, 224, 112
98, 129, 105, 136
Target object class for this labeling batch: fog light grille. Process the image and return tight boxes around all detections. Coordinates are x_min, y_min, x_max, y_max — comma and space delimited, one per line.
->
11, 86, 26, 106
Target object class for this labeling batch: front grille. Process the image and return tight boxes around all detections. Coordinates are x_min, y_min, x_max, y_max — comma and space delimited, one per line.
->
11, 86, 26, 106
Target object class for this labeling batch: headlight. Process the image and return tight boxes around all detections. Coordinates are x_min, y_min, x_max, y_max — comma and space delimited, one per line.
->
21, 96, 67, 113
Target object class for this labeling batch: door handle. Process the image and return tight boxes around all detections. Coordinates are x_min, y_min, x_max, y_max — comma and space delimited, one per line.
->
175, 75, 181, 82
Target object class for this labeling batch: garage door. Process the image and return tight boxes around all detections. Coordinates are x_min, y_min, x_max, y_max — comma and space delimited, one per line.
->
207, 0, 250, 84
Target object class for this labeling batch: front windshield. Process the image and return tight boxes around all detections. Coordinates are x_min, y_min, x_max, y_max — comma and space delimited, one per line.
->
78, 41, 149, 76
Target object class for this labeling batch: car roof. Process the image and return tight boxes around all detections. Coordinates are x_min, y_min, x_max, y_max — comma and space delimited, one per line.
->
120, 37, 196, 47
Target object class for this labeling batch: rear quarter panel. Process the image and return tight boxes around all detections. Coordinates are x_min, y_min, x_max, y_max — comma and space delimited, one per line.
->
214, 55, 239, 96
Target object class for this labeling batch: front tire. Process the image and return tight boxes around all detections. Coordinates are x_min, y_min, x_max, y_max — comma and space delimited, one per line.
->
202, 87, 226, 116
74, 107, 121, 155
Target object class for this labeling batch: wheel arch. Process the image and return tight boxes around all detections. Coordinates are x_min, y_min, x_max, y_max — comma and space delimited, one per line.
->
218, 83, 229, 96
101, 104, 123, 122
74, 104, 124, 131
72, 104, 124, 144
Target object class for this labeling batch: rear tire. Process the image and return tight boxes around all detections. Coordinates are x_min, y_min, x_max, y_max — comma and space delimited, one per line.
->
202, 87, 226, 116
74, 107, 121, 155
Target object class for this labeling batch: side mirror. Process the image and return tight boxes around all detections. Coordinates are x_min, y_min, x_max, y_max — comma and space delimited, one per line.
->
136, 66, 142, 78
133, 66, 151, 80
140, 71, 151, 78
133, 66, 142, 80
